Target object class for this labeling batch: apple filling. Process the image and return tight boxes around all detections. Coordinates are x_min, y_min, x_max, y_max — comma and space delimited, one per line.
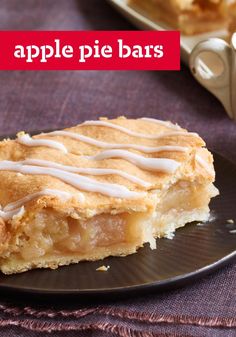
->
5, 181, 217, 263
0, 180, 218, 273
152, 181, 218, 237
15, 211, 140, 262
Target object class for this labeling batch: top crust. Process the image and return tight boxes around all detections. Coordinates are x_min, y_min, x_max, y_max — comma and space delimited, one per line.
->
0, 117, 214, 220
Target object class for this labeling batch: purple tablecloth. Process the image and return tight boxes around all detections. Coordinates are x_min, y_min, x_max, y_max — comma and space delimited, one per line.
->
0, 1, 235, 336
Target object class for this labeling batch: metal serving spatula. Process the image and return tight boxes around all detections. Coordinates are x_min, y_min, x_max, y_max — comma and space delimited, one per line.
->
190, 33, 236, 120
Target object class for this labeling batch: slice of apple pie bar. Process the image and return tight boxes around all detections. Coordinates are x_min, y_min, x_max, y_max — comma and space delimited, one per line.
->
0, 117, 218, 274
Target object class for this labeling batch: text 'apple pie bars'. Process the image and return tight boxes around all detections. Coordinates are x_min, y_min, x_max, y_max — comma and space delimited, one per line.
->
128, 0, 236, 35
0, 117, 219, 274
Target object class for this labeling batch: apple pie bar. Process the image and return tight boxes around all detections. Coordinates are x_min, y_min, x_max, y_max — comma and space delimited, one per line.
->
128, 0, 234, 35
0, 117, 219, 274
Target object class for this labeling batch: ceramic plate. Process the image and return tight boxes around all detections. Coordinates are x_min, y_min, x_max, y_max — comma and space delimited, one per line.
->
0, 151, 235, 299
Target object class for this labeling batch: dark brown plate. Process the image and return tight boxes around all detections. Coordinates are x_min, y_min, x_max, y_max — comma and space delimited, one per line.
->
0, 152, 235, 298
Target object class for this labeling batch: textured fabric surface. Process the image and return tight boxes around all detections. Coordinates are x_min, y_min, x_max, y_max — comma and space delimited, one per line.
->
0, 1, 235, 336
0, 264, 235, 336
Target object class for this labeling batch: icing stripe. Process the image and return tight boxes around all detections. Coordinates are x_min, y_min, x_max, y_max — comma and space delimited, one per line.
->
141, 118, 182, 130
21, 159, 152, 188
85, 150, 180, 173
196, 155, 214, 176
17, 134, 68, 154
82, 120, 198, 140
4, 189, 80, 212
0, 161, 145, 199
0, 189, 81, 221
47, 131, 188, 153
0, 206, 25, 221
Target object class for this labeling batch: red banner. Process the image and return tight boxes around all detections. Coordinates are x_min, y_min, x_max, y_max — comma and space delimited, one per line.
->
0, 31, 180, 70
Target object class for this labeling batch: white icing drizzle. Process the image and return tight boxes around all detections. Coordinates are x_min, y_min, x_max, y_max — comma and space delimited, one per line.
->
20, 159, 152, 188
82, 120, 198, 140
0, 161, 145, 199
0, 206, 25, 221
4, 189, 77, 212
47, 130, 188, 154
141, 118, 182, 130
85, 150, 180, 173
195, 155, 214, 176
0, 189, 79, 221
17, 134, 68, 154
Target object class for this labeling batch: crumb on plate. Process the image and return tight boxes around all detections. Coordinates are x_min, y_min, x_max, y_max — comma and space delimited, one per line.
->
229, 229, 236, 234
197, 222, 204, 227
96, 265, 110, 272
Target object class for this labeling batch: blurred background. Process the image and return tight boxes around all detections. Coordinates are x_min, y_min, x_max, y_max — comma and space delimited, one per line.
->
0, 0, 235, 162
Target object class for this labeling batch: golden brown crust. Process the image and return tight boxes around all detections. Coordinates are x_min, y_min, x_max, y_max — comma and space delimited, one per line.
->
0, 219, 10, 255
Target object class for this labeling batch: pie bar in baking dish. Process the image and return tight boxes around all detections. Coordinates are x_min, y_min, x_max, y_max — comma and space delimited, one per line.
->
228, 1, 236, 36
0, 117, 219, 274
128, 0, 233, 35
